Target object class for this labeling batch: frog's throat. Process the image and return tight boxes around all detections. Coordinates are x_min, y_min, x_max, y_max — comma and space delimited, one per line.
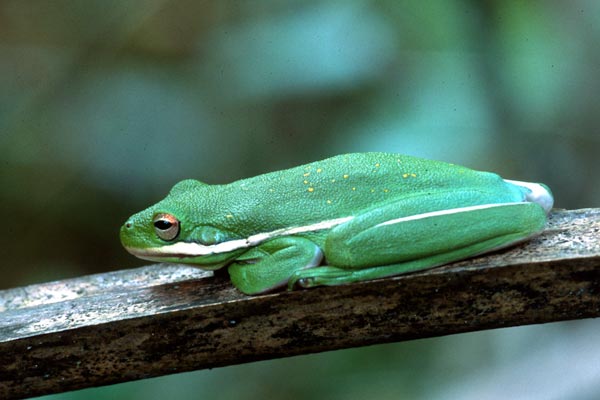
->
126, 216, 354, 258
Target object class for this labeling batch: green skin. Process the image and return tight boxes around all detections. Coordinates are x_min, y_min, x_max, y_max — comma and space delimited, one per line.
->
120, 153, 554, 295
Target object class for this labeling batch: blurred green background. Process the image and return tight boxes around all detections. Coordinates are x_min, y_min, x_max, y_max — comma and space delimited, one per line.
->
1, 0, 599, 399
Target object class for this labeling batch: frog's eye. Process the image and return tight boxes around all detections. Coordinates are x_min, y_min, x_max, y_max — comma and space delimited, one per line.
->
153, 213, 180, 241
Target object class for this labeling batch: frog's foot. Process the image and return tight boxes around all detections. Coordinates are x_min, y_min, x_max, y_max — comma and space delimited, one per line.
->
288, 258, 440, 289
288, 266, 356, 290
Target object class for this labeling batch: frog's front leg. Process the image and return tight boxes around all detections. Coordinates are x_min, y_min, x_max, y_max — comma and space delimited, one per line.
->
227, 237, 322, 295
290, 200, 547, 289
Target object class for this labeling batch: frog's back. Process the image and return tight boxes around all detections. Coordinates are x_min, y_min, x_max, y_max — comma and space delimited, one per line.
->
249, 152, 501, 192
215, 153, 514, 232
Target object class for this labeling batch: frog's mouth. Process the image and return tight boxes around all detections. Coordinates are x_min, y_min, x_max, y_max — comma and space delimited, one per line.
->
124, 239, 252, 259
125, 216, 354, 260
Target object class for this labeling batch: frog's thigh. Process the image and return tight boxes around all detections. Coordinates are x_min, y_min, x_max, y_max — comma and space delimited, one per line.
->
228, 236, 322, 295
325, 201, 547, 268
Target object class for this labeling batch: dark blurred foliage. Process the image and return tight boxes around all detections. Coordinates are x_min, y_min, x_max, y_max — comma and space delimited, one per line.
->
1, 1, 598, 399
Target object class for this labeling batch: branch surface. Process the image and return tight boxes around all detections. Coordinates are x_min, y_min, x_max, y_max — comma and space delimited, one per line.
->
1, 208, 598, 399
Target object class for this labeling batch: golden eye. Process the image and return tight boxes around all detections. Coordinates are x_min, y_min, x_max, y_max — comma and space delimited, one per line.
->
153, 213, 180, 241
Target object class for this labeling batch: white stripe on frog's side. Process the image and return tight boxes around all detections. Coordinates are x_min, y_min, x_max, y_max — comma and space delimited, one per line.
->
375, 203, 525, 228
128, 216, 354, 258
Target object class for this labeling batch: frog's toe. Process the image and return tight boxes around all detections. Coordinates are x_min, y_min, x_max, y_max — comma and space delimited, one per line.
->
288, 267, 355, 290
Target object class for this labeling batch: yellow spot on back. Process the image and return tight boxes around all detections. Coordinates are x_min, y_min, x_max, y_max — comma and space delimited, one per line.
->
303, 172, 310, 177
308, 187, 315, 192
383, 189, 389, 193
375, 163, 380, 168
226, 214, 234, 219
352, 187, 356, 191
343, 174, 349, 179
316, 168, 323, 173
326, 199, 332, 204
269, 188, 274, 192
331, 179, 336, 183
370, 189, 375, 193
303, 180, 309, 184
402, 173, 409, 178
411, 173, 417, 177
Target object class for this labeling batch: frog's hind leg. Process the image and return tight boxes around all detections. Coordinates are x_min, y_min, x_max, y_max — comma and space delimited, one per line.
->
289, 201, 547, 289
288, 251, 463, 290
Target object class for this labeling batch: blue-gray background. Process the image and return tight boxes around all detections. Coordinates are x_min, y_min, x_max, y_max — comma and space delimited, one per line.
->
1, 1, 599, 399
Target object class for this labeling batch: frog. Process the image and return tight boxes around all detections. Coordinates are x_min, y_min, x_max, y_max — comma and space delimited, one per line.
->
120, 153, 553, 295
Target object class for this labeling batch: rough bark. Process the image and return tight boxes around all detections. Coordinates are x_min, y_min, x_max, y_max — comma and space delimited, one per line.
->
0, 208, 598, 399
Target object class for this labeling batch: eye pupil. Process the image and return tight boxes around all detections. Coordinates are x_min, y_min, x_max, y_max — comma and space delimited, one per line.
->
154, 220, 172, 230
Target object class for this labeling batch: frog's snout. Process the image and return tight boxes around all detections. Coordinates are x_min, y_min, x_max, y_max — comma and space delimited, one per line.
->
119, 219, 135, 243
121, 219, 134, 232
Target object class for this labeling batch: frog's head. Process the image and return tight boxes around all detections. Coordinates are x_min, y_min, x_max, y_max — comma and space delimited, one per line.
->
120, 179, 245, 269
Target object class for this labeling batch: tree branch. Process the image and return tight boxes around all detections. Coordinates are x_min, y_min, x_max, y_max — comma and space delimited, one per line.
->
1, 208, 598, 399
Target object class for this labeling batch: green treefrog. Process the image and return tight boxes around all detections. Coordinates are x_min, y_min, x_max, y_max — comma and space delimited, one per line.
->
120, 153, 553, 295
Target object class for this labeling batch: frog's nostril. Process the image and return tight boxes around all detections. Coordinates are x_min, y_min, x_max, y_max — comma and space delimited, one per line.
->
125, 221, 132, 229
